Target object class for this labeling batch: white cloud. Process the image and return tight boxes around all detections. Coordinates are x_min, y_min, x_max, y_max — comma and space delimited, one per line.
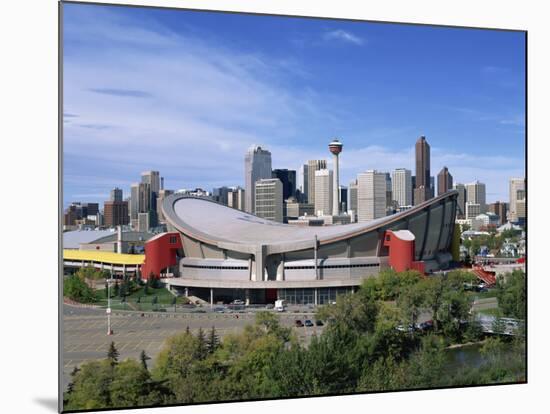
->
63, 7, 522, 206
323, 29, 365, 45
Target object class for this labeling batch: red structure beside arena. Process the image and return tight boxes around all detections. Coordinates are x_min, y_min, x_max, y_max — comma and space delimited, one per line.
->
141, 232, 182, 279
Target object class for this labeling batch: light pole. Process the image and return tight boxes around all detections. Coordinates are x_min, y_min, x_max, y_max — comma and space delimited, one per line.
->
107, 270, 113, 335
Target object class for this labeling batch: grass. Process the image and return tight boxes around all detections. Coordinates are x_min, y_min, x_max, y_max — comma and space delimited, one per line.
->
92, 284, 189, 310
466, 290, 498, 300
474, 307, 502, 317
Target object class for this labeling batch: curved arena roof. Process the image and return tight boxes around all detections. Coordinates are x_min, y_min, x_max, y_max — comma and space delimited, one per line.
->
162, 190, 458, 251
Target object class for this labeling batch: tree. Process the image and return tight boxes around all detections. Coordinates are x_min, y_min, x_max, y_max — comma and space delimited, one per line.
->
66, 366, 80, 396
110, 359, 153, 408
113, 281, 120, 297
254, 312, 291, 341
496, 270, 526, 319
64, 275, 96, 303
207, 326, 220, 354
421, 276, 445, 331
140, 350, 151, 370
398, 283, 426, 329
107, 342, 119, 368
64, 360, 113, 410
197, 328, 208, 360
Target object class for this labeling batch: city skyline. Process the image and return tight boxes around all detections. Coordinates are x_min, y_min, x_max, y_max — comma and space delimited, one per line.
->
63, 4, 525, 207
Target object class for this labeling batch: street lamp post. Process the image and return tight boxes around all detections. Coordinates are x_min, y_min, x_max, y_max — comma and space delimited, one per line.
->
107, 271, 113, 335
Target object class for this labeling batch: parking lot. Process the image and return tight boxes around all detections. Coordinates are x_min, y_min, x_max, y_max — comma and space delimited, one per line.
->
62, 305, 322, 389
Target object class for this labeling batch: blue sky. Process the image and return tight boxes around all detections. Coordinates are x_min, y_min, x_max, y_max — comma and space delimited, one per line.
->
62, 3, 525, 207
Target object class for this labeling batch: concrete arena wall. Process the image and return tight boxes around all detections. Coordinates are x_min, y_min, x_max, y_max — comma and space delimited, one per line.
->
171, 193, 456, 285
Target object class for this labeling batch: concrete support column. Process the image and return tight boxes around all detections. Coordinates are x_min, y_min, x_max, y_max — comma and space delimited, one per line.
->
210, 288, 213, 308
254, 245, 266, 282
276, 258, 284, 281
245, 289, 250, 306
314, 288, 318, 306
314, 235, 319, 280
184, 287, 189, 297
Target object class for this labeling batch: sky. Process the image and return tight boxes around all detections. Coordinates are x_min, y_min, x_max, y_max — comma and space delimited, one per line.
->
62, 2, 526, 207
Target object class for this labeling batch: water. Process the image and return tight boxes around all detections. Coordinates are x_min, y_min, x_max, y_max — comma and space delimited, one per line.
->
445, 344, 485, 370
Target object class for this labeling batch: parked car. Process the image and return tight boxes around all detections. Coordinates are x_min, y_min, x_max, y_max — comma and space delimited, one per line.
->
315, 320, 324, 327
213, 307, 226, 313
265, 303, 274, 310
295, 320, 304, 327
304, 319, 314, 327
396, 324, 414, 333
417, 320, 434, 331
232, 299, 245, 305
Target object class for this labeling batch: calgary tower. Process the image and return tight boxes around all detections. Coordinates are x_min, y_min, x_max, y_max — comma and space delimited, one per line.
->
328, 139, 343, 216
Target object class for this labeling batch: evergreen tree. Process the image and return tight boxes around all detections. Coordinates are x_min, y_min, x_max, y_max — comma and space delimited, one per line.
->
140, 350, 151, 370
197, 328, 207, 359
66, 366, 80, 395
107, 341, 119, 368
207, 326, 219, 354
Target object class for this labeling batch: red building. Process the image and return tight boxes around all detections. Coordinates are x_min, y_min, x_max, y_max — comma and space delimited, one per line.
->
142, 232, 183, 279
383, 230, 425, 274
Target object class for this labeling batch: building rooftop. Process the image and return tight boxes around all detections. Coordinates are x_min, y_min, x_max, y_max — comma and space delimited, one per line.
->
63, 229, 116, 249
162, 190, 457, 248
63, 250, 145, 265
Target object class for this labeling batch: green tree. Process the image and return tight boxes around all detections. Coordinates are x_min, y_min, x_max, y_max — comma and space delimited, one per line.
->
139, 350, 150, 370
254, 312, 291, 341
107, 342, 119, 368
110, 359, 153, 408
398, 282, 426, 329
64, 360, 113, 410
496, 270, 526, 319
64, 274, 96, 303
207, 326, 220, 354
113, 281, 120, 297
197, 328, 208, 360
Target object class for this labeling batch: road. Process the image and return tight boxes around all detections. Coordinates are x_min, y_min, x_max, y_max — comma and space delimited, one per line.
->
62, 305, 321, 390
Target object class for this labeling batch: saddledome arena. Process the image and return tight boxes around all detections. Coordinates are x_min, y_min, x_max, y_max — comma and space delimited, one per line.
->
161, 190, 458, 305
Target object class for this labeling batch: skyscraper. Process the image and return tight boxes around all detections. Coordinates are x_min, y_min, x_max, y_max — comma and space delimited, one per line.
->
141, 171, 160, 227
300, 164, 309, 202
157, 189, 174, 223
228, 187, 246, 211
437, 167, 453, 196
307, 159, 327, 206
104, 200, 129, 227
453, 183, 467, 219
314, 169, 333, 216
141, 171, 160, 195
384, 172, 392, 210
138, 182, 151, 213
392, 168, 412, 207
466, 181, 486, 213
357, 170, 386, 222
110, 187, 123, 202
130, 183, 139, 225
245, 145, 272, 214
414, 136, 431, 205
348, 179, 358, 220
488, 201, 508, 226
212, 187, 231, 205
255, 179, 283, 222
339, 186, 348, 213
509, 178, 525, 222
272, 169, 296, 201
